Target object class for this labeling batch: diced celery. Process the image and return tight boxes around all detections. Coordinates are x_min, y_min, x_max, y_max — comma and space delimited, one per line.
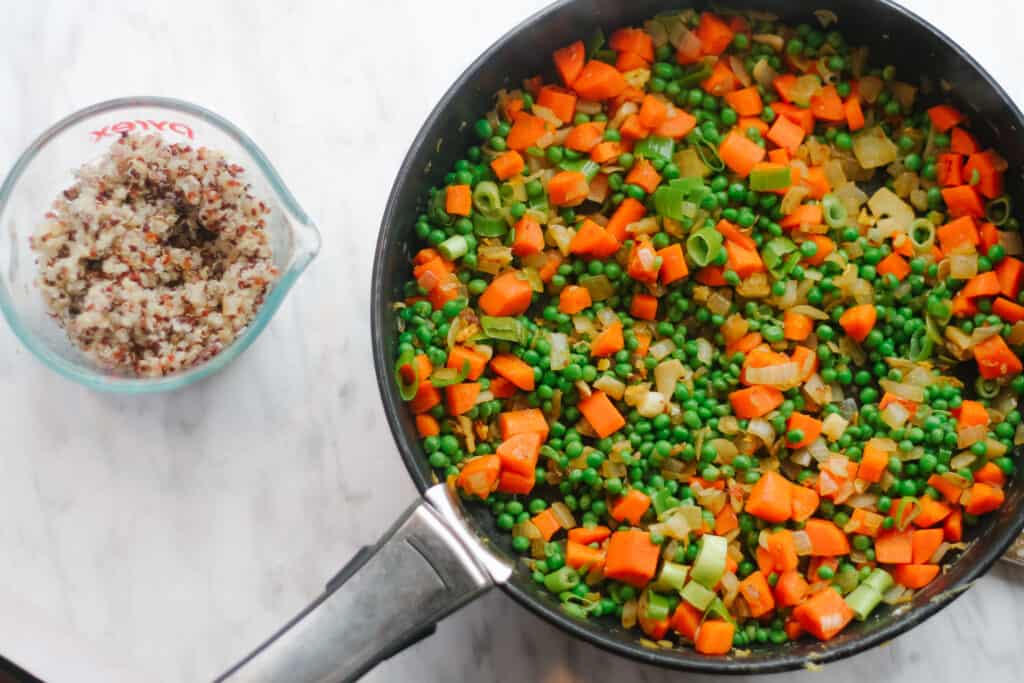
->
681, 580, 716, 610
652, 561, 689, 592
691, 534, 727, 588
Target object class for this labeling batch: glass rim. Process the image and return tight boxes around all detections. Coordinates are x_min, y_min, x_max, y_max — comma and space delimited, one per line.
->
0, 96, 322, 393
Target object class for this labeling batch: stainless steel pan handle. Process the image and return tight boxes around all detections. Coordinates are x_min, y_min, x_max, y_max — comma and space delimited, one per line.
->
216, 484, 512, 683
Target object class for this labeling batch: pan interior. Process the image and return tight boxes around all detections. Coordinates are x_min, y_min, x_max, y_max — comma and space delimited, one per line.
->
372, 0, 1024, 672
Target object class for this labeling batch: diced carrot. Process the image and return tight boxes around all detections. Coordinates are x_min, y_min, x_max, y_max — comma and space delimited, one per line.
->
716, 218, 756, 249
952, 290, 979, 318
964, 481, 1005, 515
630, 293, 658, 321
547, 170, 589, 206
497, 469, 535, 495
591, 320, 625, 357
848, 508, 885, 538
927, 104, 966, 133
606, 197, 647, 242
447, 346, 487, 381
558, 285, 592, 315
756, 546, 776, 576
768, 147, 790, 165
767, 530, 799, 572
746, 470, 792, 523
993, 297, 1024, 323
876, 253, 911, 281
724, 86, 763, 116
490, 354, 536, 391
892, 563, 941, 589
615, 50, 650, 73
719, 131, 766, 177
655, 111, 697, 139
496, 431, 543, 477
771, 570, 807, 609
964, 150, 1005, 199
695, 265, 728, 286
937, 153, 964, 187
491, 150, 525, 180
609, 489, 651, 525
671, 601, 702, 641
963, 271, 1001, 298
532, 508, 562, 541
695, 12, 734, 55
570, 218, 621, 258
714, 505, 739, 535
858, 441, 890, 484
944, 508, 963, 542
573, 60, 628, 101
911, 528, 945, 564
457, 455, 502, 498
839, 303, 877, 343
634, 329, 652, 358
701, 59, 737, 96
506, 112, 548, 151
936, 215, 979, 253
810, 85, 844, 121
772, 101, 815, 133
609, 27, 655, 62
536, 85, 577, 123
779, 203, 823, 229
479, 270, 533, 316
590, 140, 623, 163
502, 96, 524, 122
537, 251, 562, 283
603, 530, 660, 587
954, 399, 989, 428
625, 158, 662, 194
618, 113, 650, 141
739, 570, 776, 618
928, 474, 966, 505
793, 588, 854, 641
408, 382, 441, 414
726, 331, 762, 356
783, 310, 813, 341
445, 383, 480, 416
638, 94, 668, 129
445, 184, 471, 216
578, 390, 626, 438
980, 222, 1000, 253
568, 525, 611, 545
565, 121, 607, 152
511, 217, 544, 257
627, 240, 660, 283
974, 334, 1023, 379
773, 74, 798, 103
996, 257, 1024, 298
875, 530, 913, 564
941, 185, 985, 218
786, 412, 823, 450
415, 414, 440, 438
803, 518, 851, 556
566, 540, 606, 571
725, 241, 765, 278
498, 408, 549, 441
806, 557, 839, 583
766, 114, 805, 152
802, 235, 835, 266
553, 41, 585, 86
950, 127, 980, 155
845, 95, 865, 131
695, 620, 735, 655
976, 461, 1007, 487
657, 243, 689, 284
730, 385, 784, 419
791, 484, 820, 522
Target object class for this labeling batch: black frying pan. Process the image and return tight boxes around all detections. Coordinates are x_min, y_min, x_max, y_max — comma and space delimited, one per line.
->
218, 1, 1024, 680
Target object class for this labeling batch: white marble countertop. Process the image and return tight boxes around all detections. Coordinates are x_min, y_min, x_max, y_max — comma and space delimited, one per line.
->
1, 1, 1023, 681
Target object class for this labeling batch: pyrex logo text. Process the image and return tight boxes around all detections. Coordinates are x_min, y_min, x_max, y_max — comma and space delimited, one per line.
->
91, 120, 194, 142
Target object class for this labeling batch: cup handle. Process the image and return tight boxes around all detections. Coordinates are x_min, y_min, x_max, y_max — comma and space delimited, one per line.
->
214, 484, 511, 683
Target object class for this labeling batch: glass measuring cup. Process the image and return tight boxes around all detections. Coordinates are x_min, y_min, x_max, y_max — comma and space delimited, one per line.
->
0, 97, 321, 392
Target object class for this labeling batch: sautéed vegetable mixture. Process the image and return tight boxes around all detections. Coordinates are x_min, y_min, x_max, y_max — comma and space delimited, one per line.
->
393, 8, 1020, 654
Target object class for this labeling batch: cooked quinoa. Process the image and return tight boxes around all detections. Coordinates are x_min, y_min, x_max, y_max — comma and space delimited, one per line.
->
30, 133, 279, 377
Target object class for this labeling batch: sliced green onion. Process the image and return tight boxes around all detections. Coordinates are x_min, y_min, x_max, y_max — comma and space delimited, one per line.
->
634, 135, 675, 163
651, 487, 677, 516
644, 589, 673, 620
585, 26, 606, 58
472, 181, 503, 217
438, 235, 468, 260
691, 534, 727, 588
680, 579, 716, 610
480, 315, 528, 344
704, 597, 735, 624
544, 566, 580, 594
678, 59, 714, 88
908, 328, 934, 361
845, 583, 883, 621
395, 347, 420, 401
862, 567, 894, 594
578, 274, 615, 302
430, 190, 455, 226
910, 218, 936, 251
895, 497, 921, 531
695, 138, 725, 172
976, 375, 1001, 399
652, 562, 689, 593
559, 158, 601, 181
986, 196, 1012, 226
750, 164, 793, 192
430, 359, 470, 388
473, 213, 508, 237
686, 228, 724, 267
822, 194, 847, 228
763, 237, 798, 280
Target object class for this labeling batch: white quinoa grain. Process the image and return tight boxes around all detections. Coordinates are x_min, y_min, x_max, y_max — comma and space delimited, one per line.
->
31, 133, 279, 377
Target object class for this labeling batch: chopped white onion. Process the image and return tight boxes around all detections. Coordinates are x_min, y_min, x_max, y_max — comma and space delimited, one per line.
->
637, 391, 667, 418
821, 412, 849, 441
654, 359, 687, 399
881, 401, 911, 429
594, 374, 625, 401
957, 424, 987, 449
747, 418, 776, 445
950, 254, 979, 280
649, 339, 677, 361
793, 530, 813, 556
745, 362, 801, 388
